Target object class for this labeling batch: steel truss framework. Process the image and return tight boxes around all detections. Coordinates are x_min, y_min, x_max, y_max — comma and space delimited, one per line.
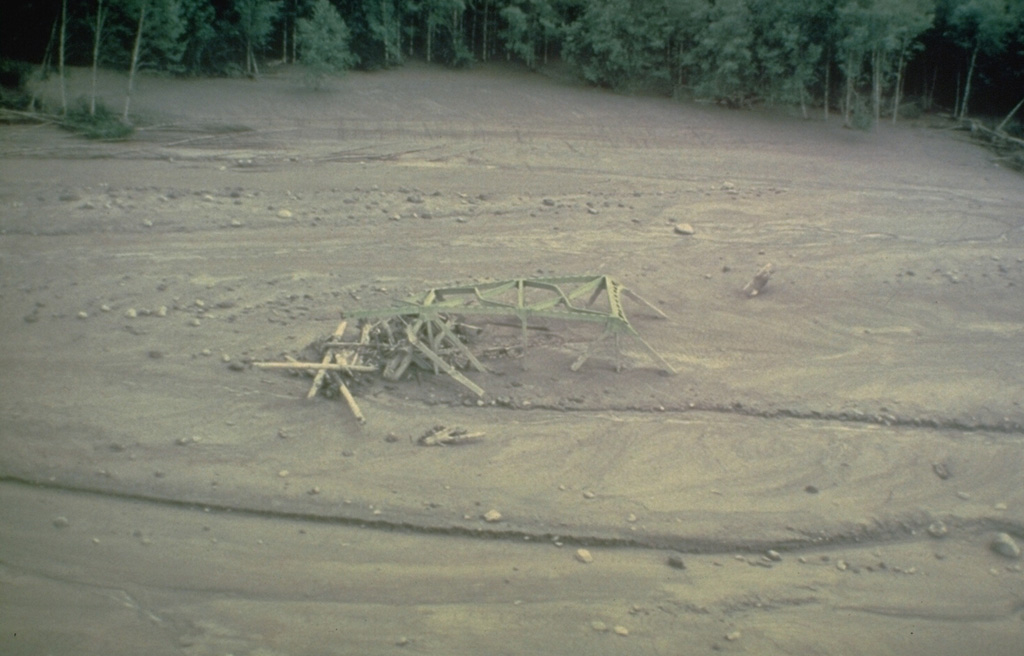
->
344, 275, 675, 395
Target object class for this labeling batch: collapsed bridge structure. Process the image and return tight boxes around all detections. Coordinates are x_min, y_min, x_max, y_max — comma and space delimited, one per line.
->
255, 275, 674, 421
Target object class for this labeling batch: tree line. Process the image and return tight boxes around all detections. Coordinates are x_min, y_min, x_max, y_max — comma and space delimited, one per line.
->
5, 0, 1023, 127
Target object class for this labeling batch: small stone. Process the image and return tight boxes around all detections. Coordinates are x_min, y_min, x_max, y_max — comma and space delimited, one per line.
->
575, 548, 594, 564
626, 513, 637, 523
277, 209, 293, 218
230, 219, 244, 227
155, 306, 168, 317
956, 491, 971, 500
542, 198, 556, 207
52, 516, 70, 528
725, 630, 742, 642
278, 470, 289, 478
994, 502, 1008, 511
766, 549, 782, 561
932, 462, 951, 479
482, 509, 502, 523
124, 308, 137, 318
674, 223, 695, 235
927, 521, 948, 538
667, 555, 687, 570
189, 318, 201, 327
148, 350, 164, 359
590, 620, 608, 632
100, 304, 111, 312
582, 490, 596, 499
991, 533, 1021, 559
395, 637, 409, 647
836, 560, 848, 571
613, 626, 629, 636
77, 311, 88, 319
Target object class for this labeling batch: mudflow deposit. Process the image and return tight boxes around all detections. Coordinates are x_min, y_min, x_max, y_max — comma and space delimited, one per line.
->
2, 63, 1023, 655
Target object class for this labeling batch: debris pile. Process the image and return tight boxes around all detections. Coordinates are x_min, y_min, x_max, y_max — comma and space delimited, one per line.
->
254, 275, 674, 421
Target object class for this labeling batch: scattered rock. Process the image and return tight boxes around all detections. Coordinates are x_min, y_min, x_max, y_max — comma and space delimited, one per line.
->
482, 509, 502, 523
613, 626, 629, 636
673, 223, 695, 235
575, 548, 594, 564
804, 485, 819, 494
932, 462, 951, 480
927, 521, 949, 538
277, 209, 293, 218
836, 560, 848, 571
766, 549, 782, 561
590, 620, 608, 632
52, 516, 70, 529
278, 470, 289, 478
76, 311, 88, 320
148, 350, 164, 359
582, 490, 596, 499
542, 198, 556, 207
125, 308, 138, 318
725, 630, 742, 642
667, 555, 687, 570
991, 533, 1021, 559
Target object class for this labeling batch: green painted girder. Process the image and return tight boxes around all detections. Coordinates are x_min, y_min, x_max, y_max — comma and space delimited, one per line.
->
344, 275, 675, 375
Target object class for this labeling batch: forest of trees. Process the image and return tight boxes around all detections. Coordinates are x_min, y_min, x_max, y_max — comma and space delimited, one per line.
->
2, 0, 1022, 127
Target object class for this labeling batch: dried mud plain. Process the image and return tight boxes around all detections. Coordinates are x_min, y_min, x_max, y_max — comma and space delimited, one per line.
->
2, 63, 1023, 655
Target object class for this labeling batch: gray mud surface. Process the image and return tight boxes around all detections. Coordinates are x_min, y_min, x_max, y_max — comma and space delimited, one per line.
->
2, 63, 1023, 654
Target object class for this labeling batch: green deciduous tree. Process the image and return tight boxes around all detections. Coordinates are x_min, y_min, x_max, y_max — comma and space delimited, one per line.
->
499, 0, 561, 69
297, 0, 357, 87
947, 0, 1015, 117
235, 0, 282, 75
563, 0, 680, 92
692, 0, 754, 104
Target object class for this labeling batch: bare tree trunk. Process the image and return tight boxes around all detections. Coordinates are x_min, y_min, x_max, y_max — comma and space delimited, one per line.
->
959, 44, 978, 118
482, 0, 489, 62
997, 96, 1024, 132
91, 0, 105, 116
427, 19, 433, 63
892, 49, 905, 125
124, 1, 146, 122
844, 54, 855, 127
59, 0, 68, 115
282, 18, 288, 63
871, 47, 881, 126
823, 49, 830, 121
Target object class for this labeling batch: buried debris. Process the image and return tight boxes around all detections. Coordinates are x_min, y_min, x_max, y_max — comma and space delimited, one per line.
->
417, 425, 485, 446
743, 263, 773, 297
254, 275, 673, 421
